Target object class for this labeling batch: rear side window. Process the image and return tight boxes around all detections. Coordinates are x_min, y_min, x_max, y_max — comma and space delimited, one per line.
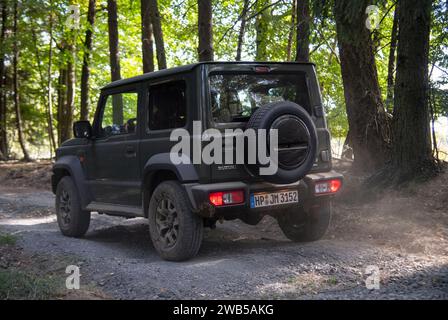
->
210, 73, 311, 124
148, 81, 187, 130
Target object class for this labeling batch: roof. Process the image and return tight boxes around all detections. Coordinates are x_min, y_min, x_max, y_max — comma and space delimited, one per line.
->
101, 61, 316, 90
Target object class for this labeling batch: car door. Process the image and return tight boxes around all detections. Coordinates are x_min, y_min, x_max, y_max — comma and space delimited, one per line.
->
87, 85, 142, 206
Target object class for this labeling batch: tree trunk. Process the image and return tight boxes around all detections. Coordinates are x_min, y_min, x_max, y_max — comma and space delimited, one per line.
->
334, 0, 390, 172
235, 0, 249, 61
255, 0, 270, 61
12, 0, 30, 161
107, 0, 123, 125
149, 0, 166, 70
46, 8, 56, 157
107, 0, 121, 82
198, 0, 214, 62
390, 0, 435, 181
62, 45, 75, 143
295, 0, 310, 62
141, 0, 154, 73
386, 4, 399, 112
80, 0, 96, 121
286, 0, 296, 61
0, 1, 8, 159
57, 68, 67, 146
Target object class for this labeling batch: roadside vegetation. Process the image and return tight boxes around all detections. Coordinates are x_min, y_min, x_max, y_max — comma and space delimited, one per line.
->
0, 231, 106, 300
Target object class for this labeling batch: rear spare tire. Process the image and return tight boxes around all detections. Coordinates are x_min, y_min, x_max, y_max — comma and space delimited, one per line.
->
245, 101, 318, 184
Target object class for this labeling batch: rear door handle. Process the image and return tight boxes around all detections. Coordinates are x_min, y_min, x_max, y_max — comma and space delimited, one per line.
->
125, 146, 137, 158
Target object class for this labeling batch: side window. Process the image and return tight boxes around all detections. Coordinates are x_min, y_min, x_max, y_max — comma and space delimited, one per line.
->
148, 81, 186, 131
100, 91, 138, 137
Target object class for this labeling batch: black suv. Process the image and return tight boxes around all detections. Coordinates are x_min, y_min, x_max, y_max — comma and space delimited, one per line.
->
52, 62, 343, 261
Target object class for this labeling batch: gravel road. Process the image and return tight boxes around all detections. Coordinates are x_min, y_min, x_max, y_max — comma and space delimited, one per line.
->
0, 187, 447, 300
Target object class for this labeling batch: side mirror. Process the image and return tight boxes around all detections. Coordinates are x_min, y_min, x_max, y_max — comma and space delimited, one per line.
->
73, 121, 93, 139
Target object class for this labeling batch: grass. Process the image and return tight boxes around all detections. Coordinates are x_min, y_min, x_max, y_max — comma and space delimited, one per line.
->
327, 276, 339, 286
0, 232, 62, 300
0, 233, 17, 246
0, 270, 60, 300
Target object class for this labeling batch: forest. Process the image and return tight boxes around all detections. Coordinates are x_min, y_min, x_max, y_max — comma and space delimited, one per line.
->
1, 0, 448, 301
0, 0, 447, 183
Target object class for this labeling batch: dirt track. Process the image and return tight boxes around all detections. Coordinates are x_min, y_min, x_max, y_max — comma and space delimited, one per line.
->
0, 182, 447, 300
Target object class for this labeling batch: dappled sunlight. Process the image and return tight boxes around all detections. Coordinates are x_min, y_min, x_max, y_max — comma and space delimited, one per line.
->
0, 216, 56, 226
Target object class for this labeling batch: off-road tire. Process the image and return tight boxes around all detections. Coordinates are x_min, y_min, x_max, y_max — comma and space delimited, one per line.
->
277, 202, 331, 242
55, 176, 91, 237
148, 181, 204, 261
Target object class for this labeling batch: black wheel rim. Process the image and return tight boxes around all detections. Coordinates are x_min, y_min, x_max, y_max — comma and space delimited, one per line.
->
155, 197, 179, 248
59, 189, 71, 227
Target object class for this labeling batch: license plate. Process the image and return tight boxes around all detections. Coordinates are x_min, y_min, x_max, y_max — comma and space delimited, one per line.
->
250, 190, 299, 208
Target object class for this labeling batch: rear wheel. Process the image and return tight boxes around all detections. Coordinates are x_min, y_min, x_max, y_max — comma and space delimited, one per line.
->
148, 181, 203, 261
55, 176, 91, 237
277, 202, 331, 242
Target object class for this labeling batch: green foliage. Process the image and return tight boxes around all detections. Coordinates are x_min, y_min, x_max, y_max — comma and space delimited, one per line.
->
0, 269, 60, 300
430, 0, 448, 118
0, 233, 17, 246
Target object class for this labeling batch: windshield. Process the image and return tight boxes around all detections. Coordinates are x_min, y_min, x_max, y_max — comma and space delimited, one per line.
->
209, 72, 311, 124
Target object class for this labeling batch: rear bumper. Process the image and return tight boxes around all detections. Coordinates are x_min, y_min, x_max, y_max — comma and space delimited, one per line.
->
184, 170, 343, 218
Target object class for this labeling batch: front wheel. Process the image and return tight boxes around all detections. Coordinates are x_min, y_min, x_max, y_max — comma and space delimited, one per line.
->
55, 176, 91, 238
148, 181, 204, 261
277, 201, 331, 242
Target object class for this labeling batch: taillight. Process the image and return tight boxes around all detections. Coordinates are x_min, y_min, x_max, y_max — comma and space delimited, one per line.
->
209, 190, 244, 206
314, 179, 342, 195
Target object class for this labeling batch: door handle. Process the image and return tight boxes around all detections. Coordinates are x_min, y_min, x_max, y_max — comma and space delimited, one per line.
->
125, 146, 137, 158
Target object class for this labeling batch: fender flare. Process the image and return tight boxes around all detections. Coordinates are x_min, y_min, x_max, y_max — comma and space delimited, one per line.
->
52, 155, 92, 209
141, 153, 199, 216
142, 153, 199, 184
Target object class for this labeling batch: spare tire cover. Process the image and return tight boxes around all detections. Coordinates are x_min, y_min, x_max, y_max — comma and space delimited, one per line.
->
245, 101, 318, 184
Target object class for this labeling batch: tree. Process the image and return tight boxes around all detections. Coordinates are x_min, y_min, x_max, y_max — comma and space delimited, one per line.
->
390, 0, 437, 182
46, 5, 57, 155
31, 26, 56, 155
198, 0, 214, 61
80, 0, 96, 121
0, 0, 8, 159
334, 0, 390, 172
107, 0, 121, 82
255, 0, 270, 61
64, 43, 75, 142
295, 0, 310, 62
286, 0, 296, 61
56, 40, 75, 145
386, 4, 399, 111
236, 0, 250, 61
107, 0, 123, 125
57, 67, 67, 146
141, 0, 155, 73
12, 0, 30, 161
149, 0, 166, 70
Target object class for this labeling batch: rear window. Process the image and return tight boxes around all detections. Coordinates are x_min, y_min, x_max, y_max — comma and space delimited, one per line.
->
209, 73, 311, 124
